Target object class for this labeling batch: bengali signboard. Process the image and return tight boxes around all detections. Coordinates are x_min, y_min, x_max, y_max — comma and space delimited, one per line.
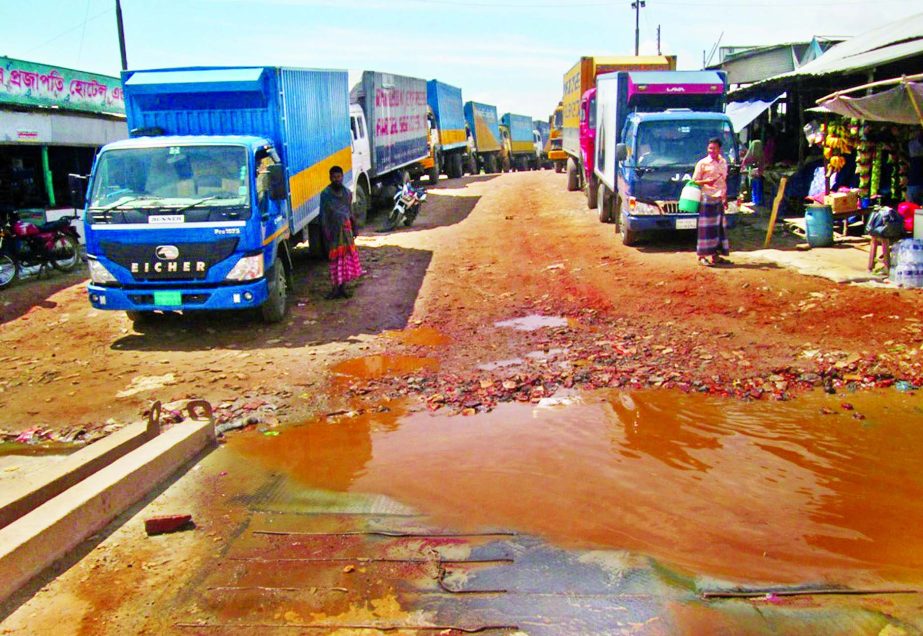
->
0, 56, 125, 115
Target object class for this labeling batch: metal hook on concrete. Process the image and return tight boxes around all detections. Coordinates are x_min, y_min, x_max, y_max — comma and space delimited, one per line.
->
185, 399, 215, 427
146, 400, 162, 437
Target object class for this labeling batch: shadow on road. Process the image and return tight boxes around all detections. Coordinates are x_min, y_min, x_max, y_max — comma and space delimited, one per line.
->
108, 243, 433, 353
368, 191, 481, 234
428, 174, 498, 190
0, 268, 87, 326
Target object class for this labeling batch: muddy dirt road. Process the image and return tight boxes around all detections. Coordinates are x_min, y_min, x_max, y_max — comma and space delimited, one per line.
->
1, 171, 920, 438
2, 171, 923, 633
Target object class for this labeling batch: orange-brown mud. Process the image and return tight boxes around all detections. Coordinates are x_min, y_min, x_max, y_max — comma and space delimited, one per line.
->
232, 389, 923, 588
2, 172, 923, 634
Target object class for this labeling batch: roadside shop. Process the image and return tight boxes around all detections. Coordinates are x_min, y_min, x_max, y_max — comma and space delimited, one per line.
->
0, 56, 126, 213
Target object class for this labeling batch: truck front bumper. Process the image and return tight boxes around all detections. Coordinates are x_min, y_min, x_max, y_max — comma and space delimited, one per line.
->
548, 150, 567, 161
87, 279, 270, 312
624, 212, 739, 232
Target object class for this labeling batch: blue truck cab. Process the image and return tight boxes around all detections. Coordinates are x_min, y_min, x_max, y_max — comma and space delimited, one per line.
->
593, 70, 740, 246
82, 66, 351, 323
617, 111, 739, 243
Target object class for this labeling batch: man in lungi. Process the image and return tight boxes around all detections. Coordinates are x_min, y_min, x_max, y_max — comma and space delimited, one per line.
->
321, 165, 363, 299
693, 137, 731, 267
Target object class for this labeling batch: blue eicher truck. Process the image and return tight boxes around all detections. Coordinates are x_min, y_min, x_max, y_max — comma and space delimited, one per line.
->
81, 66, 352, 323
592, 70, 739, 246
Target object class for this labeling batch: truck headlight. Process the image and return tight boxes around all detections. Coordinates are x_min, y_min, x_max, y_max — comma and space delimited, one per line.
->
87, 258, 117, 284
628, 197, 660, 216
225, 254, 264, 281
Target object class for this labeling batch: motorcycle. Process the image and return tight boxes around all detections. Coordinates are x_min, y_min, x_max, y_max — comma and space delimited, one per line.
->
387, 182, 427, 229
0, 208, 82, 289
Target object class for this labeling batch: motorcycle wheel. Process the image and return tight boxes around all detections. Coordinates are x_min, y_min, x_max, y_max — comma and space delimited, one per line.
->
403, 205, 418, 227
0, 254, 18, 289
50, 234, 80, 272
387, 208, 402, 230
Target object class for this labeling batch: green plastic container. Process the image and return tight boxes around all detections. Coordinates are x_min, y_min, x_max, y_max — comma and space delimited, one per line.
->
678, 181, 701, 213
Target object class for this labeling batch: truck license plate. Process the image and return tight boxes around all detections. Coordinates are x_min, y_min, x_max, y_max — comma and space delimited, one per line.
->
148, 215, 184, 224
154, 291, 182, 306
675, 217, 697, 230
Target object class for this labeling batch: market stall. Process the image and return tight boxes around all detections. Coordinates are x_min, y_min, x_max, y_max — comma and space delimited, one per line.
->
811, 74, 923, 282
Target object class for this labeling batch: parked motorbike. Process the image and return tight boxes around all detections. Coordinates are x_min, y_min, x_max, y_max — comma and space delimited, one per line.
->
0, 208, 81, 289
387, 182, 427, 229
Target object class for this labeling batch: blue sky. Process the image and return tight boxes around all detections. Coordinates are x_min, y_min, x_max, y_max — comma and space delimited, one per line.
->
2, 0, 921, 120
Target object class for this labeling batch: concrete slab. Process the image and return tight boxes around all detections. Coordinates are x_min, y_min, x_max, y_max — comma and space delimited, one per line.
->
0, 421, 157, 530
735, 243, 887, 285
0, 419, 215, 602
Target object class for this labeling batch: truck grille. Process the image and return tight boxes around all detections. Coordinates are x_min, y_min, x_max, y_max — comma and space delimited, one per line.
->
657, 201, 682, 214
101, 238, 239, 281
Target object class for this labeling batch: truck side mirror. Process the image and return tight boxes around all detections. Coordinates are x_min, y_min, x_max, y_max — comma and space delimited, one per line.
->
68, 173, 88, 210
267, 164, 287, 201
616, 143, 628, 162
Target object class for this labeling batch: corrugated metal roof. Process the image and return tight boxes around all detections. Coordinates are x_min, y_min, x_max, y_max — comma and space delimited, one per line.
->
761, 12, 922, 80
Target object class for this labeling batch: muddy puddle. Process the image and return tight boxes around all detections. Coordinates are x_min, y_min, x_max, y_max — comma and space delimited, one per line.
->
231, 388, 923, 587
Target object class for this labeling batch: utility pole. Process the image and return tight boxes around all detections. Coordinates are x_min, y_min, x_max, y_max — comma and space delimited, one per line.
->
116, 0, 128, 71
631, 0, 646, 56
657, 25, 661, 55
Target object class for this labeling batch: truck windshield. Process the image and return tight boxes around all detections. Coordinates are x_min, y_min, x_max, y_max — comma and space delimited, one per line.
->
553, 108, 563, 129
89, 145, 249, 215
635, 120, 738, 168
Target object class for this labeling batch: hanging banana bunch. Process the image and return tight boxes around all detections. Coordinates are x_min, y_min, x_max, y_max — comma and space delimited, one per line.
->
855, 121, 871, 196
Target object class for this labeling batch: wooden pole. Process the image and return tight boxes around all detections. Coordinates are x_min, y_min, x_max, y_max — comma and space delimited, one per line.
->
764, 176, 788, 248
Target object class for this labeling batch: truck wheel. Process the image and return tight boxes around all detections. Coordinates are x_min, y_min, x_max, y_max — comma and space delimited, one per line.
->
566, 159, 579, 191
261, 262, 287, 323
448, 153, 463, 179
467, 154, 478, 175
351, 181, 370, 227
620, 216, 639, 246
597, 185, 611, 223
586, 176, 599, 210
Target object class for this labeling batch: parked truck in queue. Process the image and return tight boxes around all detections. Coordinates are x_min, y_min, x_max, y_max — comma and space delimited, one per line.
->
82, 66, 428, 325
548, 102, 565, 172
560, 55, 677, 208
593, 70, 740, 246
426, 80, 475, 181
464, 101, 502, 174
499, 113, 535, 172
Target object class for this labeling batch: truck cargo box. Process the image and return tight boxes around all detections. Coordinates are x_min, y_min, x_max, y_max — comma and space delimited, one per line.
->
501, 113, 534, 154
464, 101, 501, 153
350, 71, 429, 178
561, 55, 676, 159
122, 66, 351, 234
427, 80, 467, 151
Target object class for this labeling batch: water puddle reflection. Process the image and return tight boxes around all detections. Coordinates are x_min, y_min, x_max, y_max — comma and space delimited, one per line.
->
495, 315, 569, 331
231, 388, 923, 586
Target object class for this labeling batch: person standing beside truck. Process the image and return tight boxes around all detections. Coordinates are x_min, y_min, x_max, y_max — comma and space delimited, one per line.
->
693, 138, 731, 267
321, 166, 363, 299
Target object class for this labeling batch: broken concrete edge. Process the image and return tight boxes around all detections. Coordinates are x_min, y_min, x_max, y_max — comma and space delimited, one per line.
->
0, 419, 216, 604
0, 421, 157, 532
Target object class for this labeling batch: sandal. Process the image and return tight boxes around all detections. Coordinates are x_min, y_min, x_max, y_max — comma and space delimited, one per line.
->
698, 257, 713, 267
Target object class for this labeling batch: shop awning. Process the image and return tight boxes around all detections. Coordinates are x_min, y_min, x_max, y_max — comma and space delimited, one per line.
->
726, 94, 783, 131
817, 78, 923, 125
